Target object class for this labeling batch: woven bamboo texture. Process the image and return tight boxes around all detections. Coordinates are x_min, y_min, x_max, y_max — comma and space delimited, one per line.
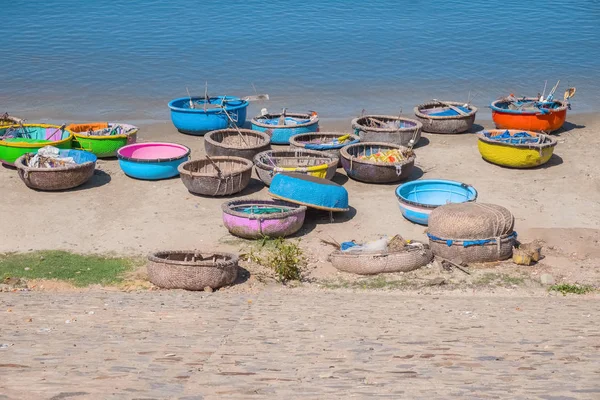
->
351, 115, 422, 146
14, 155, 96, 191
428, 202, 515, 263
147, 250, 238, 290
178, 156, 253, 196
253, 148, 338, 186
205, 129, 271, 160
477, 129, 557, 168
330, 244, 433, 275
340, 142, 415, 183
413, 101, 477, 134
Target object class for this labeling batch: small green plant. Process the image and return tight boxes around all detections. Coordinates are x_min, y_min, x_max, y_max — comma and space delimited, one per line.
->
245, 237, 305, 283
549, 283, 595, 295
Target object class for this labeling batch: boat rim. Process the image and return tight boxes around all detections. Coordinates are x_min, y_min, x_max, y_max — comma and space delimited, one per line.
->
490, 98, 568, 115
117, 142, 191, 163
168, 96, 249, 113
414, 101, 478, 120
395, 179, 478, 209
222, 199, 307, 220
251, 112, 319, 129
351, 115, 422, 132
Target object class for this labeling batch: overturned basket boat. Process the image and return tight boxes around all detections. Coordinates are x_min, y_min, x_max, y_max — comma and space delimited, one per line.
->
414, 101, 477, 134
427, 202, 516, 263
251, 112, 319, 144
477, 129, 557, 168
147, 250, 238, 290
179, 156, 253, 196
352, 115, 422, 147
204, 128, 271, 161
289, 132, 359, 166
330, 243, 433, 275
68, 122, 138, 158
15, 149, 97, 191
269, 173, 349, 212
253, 148, 338, 186
340, 142, 415, 183
222, 199, 307, 239
0, 124, 73, 166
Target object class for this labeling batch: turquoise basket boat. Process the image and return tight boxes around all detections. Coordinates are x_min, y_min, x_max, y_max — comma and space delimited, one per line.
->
395, 179, 477, 225
268, 172, 349, 212
251, 112, 319, 145
168, 96, 248, 135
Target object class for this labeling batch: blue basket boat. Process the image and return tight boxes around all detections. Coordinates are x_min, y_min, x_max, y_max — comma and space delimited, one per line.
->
251, 112, 319, 144
117, 142, 190, 180
168, 96, 249, 135
395, 179, 477, 225
268, 172, 349, 212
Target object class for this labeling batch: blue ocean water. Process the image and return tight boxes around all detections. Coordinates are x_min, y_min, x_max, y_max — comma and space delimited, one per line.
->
1, 0, 599, 122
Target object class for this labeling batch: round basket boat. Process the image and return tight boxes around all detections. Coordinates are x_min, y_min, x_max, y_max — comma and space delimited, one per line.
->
490, 98, 568, 133
340, 142, 415, 183
204, 129, 271, 161
414, 101, 477, 134
0, 124, 73, 166
251, 112, 319, 145
395, 179, 477, 225
330, 244, 433, 275
253, 148, 338, 186
351, 115, 422, 147
289, 132, 360, 167
147, 250, 238, 290
117, 142, 190, 180
168, 96, 248, 135
179, 156, 253, 196
269, 172, 349, 212
427, 202, 516, 263
15, 149, 97, 191
222, 199, 307, 239
477, 129, 557, 168
68, 122, 138, 158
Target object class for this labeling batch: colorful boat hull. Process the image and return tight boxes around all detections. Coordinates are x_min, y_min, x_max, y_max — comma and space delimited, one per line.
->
168, 96, 248, 135
395, 179, 477, 225
268, 172, 349, 212
490, 98, 568, 132
222, 200, 307, 239
477, 129, 556, 168
117, 142, 190, 180
251, 113, 319, 144
68, 122, 138, 158
0, 124, 73, 166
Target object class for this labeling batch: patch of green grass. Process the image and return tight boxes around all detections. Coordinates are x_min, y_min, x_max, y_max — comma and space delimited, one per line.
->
321, 275, 411, 290
0, 251, 141, 287
244, 237, 305, 283
549, 283, 595, 295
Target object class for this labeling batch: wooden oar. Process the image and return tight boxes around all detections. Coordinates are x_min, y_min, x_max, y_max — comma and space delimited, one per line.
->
47, 124, 67, 141
432, 99, 468, 116
219, 105, 250, 146
205, 155, 224, 178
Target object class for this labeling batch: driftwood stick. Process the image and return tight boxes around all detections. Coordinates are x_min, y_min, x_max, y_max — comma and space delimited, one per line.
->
205, 155, 224, 178
435, 255, 471, 275
432, 99, 468, 116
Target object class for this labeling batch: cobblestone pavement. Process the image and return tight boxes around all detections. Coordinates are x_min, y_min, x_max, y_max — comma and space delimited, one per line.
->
1, 289, 599, 399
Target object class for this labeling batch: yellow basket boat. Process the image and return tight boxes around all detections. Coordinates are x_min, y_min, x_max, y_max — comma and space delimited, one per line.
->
477, 129, 557, 168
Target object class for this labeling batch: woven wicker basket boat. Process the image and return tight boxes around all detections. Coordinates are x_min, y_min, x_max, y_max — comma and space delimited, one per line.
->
204, 129, 271, 161
253, 148, 338, 186
289, 132, 360, 166
222, 199, 307, 239
414, 101, 477, 134
147, 250, 238, 290
351, 115, 422, 146
427, 203, 516, 263
477, 129, 557, 168
340, 142, 415, 183
178, 156, 253, 196
14, 149, 97, 191
330, 244, 433, 275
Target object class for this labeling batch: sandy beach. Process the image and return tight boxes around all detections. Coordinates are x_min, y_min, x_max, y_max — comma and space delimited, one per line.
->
1, 113, 599, 291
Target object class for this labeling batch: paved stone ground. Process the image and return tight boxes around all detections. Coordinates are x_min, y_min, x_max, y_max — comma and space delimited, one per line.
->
1, 289, 599, 399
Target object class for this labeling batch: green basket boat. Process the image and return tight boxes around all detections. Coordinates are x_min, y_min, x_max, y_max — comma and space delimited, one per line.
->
0, 124, 73, 166
68, 122, 138, 158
